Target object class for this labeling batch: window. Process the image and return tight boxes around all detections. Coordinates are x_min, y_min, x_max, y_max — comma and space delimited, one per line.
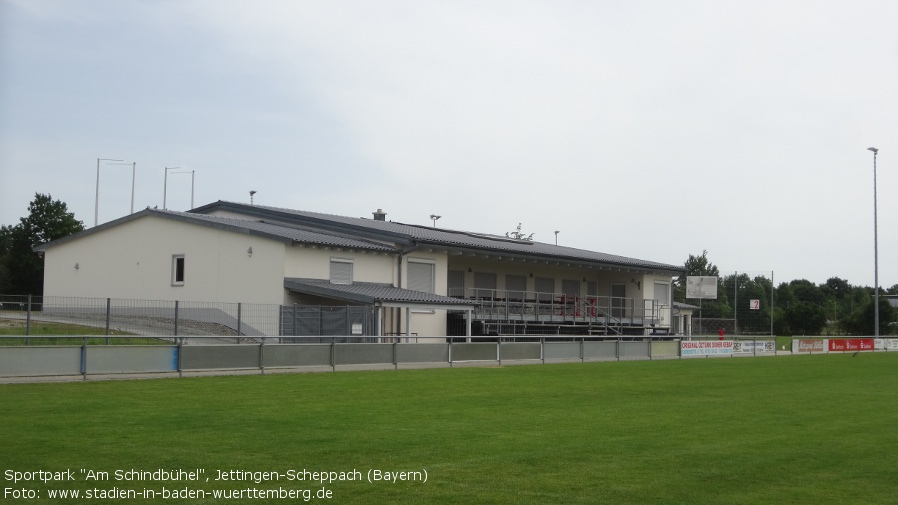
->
407, 260, 435, 294
562, 279, 581, 298
586, 281, 597, 297
473, 272, 497, 299
330, 259, 353, 285
505, 274, 526, 300
654, 282, 670, 305
171, 255, 185, 286
535, 277, 554, 302
448, 270, 465, 298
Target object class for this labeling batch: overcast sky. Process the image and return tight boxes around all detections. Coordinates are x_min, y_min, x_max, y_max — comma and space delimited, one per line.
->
1, 0, 896, 288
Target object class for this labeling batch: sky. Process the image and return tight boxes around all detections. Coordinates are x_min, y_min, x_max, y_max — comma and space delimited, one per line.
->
1, 0, 896, 288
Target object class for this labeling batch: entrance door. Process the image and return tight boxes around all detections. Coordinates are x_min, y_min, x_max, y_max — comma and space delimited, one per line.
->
654, 281, 670, 326
610, 283, 626, 319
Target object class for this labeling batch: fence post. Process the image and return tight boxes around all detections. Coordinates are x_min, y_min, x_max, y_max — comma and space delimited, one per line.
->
25, 294, 32, 343
331, 336, 336, 372
237, 302, 242, 338
293, 303, 298, 337
174, 300, 179, 336
177, 337, 183, 378
105, 298, 111, 343
259, 338, 265, 375
81, 336, 88, 381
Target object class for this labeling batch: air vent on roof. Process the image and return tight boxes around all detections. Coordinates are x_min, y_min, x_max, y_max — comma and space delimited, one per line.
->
373, 209, 387, 221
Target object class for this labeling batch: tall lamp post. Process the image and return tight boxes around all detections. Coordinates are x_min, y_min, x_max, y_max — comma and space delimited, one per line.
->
95, 157, 124, 227
868, 146, 880, 338
163, 167, 195, 210
163, 167, 179, 209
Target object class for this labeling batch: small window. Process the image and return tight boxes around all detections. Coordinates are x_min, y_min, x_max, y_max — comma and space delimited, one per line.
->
172, 255, 185, 286
505, 274, 526, 300
473, 272, 497, 299
330, 259, 353, 285
448, 270, 465, 298
407, 260, 435, 294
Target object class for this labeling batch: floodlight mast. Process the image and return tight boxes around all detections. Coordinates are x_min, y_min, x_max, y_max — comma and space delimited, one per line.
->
868, 147, 879, 338
95, 157, 124, 227
163, 167, 194, 210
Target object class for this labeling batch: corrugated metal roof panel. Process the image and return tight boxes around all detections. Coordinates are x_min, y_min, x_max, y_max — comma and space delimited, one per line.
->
194, 201, 682, 272
284, 278, 474, 306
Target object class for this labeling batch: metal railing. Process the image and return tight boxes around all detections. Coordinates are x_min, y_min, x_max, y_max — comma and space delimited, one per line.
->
447, 288, 668, 332
1, 295, 360, 338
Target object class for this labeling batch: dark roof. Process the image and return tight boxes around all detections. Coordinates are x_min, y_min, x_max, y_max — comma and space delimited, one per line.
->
35, 208, 395, 253
192, 201, 684, 274
284, 278, 476, 307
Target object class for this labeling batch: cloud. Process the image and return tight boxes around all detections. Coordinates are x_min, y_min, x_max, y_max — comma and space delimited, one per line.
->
2, 0, 897, 286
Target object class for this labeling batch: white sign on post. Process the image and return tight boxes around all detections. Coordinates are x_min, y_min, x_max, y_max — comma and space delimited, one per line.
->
686, 276, 718, 299
749, 299, 760, 310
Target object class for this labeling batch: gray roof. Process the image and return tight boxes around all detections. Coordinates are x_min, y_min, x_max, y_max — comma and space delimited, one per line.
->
36, 208, 395, 253
284, 278, 476, 307
192, 201, 683, 274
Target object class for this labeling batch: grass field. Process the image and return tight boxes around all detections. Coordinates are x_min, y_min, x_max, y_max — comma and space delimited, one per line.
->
0, 318, 158, 345
2, 353, 897, 504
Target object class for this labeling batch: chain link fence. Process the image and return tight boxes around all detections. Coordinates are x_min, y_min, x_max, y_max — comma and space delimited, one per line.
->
690, 271, 775, 336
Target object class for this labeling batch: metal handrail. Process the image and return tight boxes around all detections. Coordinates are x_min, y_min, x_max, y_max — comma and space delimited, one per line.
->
448, 288, 662, 331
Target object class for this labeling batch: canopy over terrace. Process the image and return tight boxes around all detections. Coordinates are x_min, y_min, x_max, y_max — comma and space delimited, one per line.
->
284, 278, 476, 337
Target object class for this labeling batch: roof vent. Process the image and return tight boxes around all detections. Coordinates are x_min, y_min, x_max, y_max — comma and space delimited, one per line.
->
373, 208, 387, 221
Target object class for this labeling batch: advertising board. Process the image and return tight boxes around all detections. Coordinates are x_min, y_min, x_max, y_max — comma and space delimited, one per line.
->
681, 340, 734, 356
792, 339, 825, 354
733, 340, 775, 353
828, 339, 875, 352
686, 276, 718, 299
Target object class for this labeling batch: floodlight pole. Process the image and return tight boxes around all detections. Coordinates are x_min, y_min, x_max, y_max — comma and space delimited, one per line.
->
868, 147, 880, 338
163, 166, 180, 210
130, 162, 136, 214
95, 157, 124, 227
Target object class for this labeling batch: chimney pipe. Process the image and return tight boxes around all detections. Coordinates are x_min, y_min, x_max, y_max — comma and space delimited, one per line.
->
373, 208, 387, 221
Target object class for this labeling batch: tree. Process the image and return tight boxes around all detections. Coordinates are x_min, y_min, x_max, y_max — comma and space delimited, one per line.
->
822, 277, 852, 300
789, 279, 824, 305
673, 250, 730, 320
673, 250, 720, 302
785, 301, 828, 335
0, 193, 83, 295
843, 298, 898, 336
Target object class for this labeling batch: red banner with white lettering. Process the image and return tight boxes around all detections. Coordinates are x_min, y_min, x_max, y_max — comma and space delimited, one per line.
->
828, 339, 875, 352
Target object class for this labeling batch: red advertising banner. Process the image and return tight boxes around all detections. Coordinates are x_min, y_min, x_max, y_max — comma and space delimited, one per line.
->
828, 339, 875, 352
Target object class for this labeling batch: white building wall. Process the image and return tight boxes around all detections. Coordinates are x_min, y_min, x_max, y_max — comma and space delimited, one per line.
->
43, 215, 286, 304
282, 245, 395, 284
402, 251, 450, 337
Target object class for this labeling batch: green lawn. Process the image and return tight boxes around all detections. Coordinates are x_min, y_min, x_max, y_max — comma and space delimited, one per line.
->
0, 318, 159, 345
2, 354, 897, 504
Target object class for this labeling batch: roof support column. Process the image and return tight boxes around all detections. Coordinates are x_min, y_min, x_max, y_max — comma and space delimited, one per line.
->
375, 305, 382, 339
405, 307, 412, 340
